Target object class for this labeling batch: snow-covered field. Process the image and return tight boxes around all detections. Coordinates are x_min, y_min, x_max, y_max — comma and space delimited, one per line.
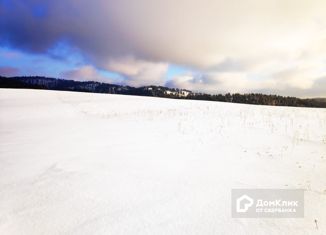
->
0, 89, 326, 235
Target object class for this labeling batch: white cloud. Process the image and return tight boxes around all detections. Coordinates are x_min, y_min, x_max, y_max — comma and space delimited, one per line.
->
106, 57, 168, 87
0, 66, 20, 76
61, 65, 115, 84
168, 68, 326, 97
167, 72, 257, 94
2, 0, 326, 96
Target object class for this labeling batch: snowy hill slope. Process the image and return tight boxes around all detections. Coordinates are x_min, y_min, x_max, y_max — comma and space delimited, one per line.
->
0, 89, 326, 235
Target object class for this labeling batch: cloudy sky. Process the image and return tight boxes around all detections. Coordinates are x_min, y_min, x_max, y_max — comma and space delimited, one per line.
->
1, 0, 326, 97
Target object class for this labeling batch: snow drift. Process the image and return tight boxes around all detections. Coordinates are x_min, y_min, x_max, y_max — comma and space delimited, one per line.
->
0, 89, 326, 234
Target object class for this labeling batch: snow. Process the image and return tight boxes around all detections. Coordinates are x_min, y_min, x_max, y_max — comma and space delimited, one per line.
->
0, 88, 326, 235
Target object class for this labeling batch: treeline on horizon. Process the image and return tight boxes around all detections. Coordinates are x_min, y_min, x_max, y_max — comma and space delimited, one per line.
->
0, 76, 325, 108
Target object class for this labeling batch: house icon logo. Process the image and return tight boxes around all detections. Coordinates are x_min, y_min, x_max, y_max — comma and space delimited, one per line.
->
236, 194, 254, 213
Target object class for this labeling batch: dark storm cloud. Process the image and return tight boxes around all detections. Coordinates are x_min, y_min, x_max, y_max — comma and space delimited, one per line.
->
0, 0, 131, 61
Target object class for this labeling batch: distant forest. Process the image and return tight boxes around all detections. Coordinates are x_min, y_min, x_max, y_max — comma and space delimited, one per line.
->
1, 76, 325, 108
